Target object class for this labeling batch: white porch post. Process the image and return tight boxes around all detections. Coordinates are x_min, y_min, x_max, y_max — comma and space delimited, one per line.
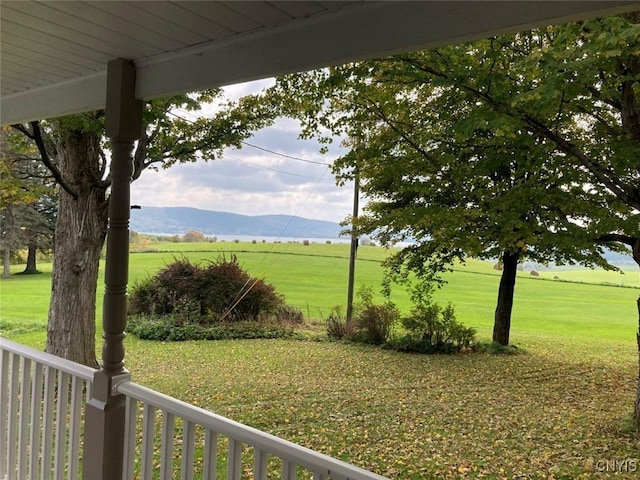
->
83, 58, 142, 480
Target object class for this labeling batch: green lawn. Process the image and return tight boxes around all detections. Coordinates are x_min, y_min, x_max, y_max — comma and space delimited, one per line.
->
1, 242, 639, 479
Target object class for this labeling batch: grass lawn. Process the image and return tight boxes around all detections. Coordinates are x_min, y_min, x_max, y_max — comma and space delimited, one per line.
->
1, 241, 639, 479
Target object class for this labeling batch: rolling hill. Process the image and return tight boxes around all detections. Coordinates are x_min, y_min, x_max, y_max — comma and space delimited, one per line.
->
130, 206, 343, 239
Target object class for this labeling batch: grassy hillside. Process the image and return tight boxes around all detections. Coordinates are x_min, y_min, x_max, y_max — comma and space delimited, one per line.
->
1, 241, 637, 344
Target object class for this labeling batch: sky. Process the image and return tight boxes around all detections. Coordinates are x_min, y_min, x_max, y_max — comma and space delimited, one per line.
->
130, 79, 355, 224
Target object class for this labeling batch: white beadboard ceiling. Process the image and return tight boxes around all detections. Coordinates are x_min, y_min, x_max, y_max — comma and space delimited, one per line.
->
1, 1, 639, 124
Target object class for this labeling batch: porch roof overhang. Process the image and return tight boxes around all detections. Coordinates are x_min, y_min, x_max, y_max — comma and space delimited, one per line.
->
2, 1, 640, 126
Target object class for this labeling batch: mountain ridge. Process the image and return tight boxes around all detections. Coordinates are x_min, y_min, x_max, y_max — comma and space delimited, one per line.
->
130, 206, 344, 239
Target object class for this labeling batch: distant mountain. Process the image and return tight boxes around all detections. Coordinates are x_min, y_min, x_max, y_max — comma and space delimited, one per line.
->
130, 206, 344, 239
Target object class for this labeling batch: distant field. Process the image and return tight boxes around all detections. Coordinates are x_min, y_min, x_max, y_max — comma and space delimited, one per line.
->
1, 241, 638, 343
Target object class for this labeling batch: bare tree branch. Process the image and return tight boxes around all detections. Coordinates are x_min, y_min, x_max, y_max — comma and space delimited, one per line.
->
13, 122, 79, 200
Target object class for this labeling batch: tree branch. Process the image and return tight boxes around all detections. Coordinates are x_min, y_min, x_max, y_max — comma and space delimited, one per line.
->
397, 56, 640, 211
597, 233, 640, 266
17, 122, 79, 200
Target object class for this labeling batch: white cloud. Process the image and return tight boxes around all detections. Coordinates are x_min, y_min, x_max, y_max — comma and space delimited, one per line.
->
131, 80, 358, 223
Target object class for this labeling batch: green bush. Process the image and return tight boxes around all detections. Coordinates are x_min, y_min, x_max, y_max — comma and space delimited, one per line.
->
352, 302, 399, 345
475, 341, 522, 355
129, 255, 285, 324
127, 255, 301, 341
385, 336, 446, 354
400, 301, 476, 353
349, 286, 399, 345
324, 288, 398, 345
126, 316, 302, 342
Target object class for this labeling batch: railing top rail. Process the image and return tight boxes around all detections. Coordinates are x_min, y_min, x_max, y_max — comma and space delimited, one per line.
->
117, 381, 389, 480
0, 338, 96, 381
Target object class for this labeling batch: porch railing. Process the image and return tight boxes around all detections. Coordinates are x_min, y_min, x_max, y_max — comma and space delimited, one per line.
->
0, 338, 95, 480
1, 338, 389, 480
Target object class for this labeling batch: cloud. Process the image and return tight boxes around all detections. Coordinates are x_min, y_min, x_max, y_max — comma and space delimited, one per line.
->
132, 82, 358, 222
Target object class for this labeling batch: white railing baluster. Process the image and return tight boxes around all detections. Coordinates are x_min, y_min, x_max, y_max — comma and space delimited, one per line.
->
0, 351, 6, 476
160, 412, 175, 479
53, 372, 69, 480
68, 376, 84, 480
8, 353, 20, 480
282, 459, 296, 480
29, 363, 44, 480
180, 420, 196, 480
0, 349, 8, 480
0, 339, 95, 480
41, 366, 56, 480
312, 472, 324, 480
18, 357, 32, 480
202, 430, 218, 480
227, 439, 242, 480
141, 404, 156, 480
123, 396, 138, 480
253, 448, 268, 480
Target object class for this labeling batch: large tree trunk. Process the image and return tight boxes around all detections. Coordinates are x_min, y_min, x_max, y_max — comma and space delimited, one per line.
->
22, 244, 38, 274
631, 239, 640, 430
635, 295, 640, 430
2, 248, 10, 278
493, 249, 520, 346
45, 127, 107, 368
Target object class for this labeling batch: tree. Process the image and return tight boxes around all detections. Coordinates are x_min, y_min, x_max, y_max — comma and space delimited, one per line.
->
12, 91, 275, 367
0, 128, 54, 277
253, 15, 640, 423
183, 230, 207, 242
258, 46, 628, 347
390, 15, 640, 425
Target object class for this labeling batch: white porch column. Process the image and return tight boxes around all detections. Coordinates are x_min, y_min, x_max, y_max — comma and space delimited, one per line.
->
83, 58, 142, 480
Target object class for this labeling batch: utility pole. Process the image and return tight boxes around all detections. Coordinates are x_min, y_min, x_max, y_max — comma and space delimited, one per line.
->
346, 169, 359, 323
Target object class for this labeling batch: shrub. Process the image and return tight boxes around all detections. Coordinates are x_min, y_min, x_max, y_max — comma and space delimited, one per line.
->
385, 336, 445, 354
128, 255, 295, 339
400, 301, 476, 353
126, 316, 302, 342
325, 307, 350, 340
352, 302, 399, 345
324, 287, 399, 345
348, 286, 398, 345
198, 256, 283, 323
275, 305, 304, 325
129, 258, 202, 318
475, 341, 521, 355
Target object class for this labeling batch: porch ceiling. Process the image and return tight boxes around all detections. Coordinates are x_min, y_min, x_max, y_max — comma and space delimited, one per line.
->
2, 1, 639, 125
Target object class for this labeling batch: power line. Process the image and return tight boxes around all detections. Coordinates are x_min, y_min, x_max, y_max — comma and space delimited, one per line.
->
222, 154, 322, 180
240, 141, 330, 166
159, 104, 331, 167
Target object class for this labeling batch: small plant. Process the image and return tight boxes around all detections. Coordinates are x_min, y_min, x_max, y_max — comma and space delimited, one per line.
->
399, 301, 476, 352
394, 277, 476, 353
350, 286, 398, 345
475, 341, 522, 355
275, 304, 304, 325
326, 306, 349, 340
325, 287, 399, 345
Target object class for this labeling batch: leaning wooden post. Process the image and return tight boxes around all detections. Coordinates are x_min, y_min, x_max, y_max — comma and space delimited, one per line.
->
83, 58, 142, 480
